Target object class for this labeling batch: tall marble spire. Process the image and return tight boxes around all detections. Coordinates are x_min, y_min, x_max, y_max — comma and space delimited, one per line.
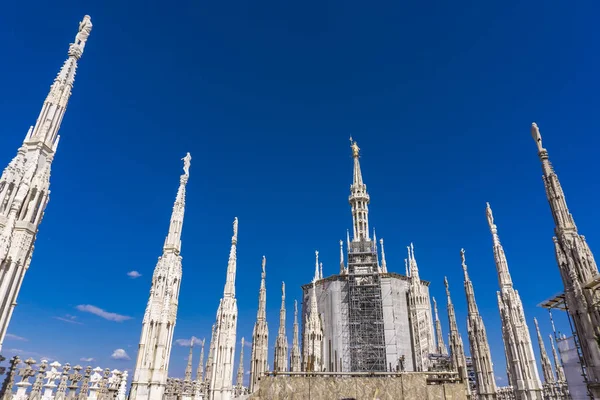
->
407, 243, 435, 371
531, 122, 600, 396
549, 334, 566, 382
0, 16, 92, 351
339, 240, 345, 275
314, 251, 320, 281
274, 282, 288, 372
185, 341, 194, 382
348, 138, 370, 242
290, 300, 301, 372
533, 318, 554, 383
302, 278, 323, 372
130, 154, 191, 400
380, 239, 388, 273
249, 257, 268, 393
205, 324, 216, 390
196, 339, 205, 383
235, 338, 245, 393
461, 249, 497, 399
432, 298, 448, 356
444, 277, 470, 394
487, 203, 543, 399
208, 218, 239, 400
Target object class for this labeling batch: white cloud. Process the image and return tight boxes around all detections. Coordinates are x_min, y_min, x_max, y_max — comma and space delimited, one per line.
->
174, 336, 204, 347
244, 340, 252, 348
5, 333, 27, 342
127, 271, 142, 279
111, 349, 131, 361
54, 314, 84, 325
496, 376, 505, 382
76, 305, 132, 322
80, 357, 95, 362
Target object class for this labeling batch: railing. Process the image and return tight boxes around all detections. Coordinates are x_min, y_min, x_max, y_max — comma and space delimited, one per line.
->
0, 355, 128, 400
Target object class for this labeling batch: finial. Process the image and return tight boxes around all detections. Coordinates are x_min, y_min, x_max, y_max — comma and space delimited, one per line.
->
69, 15, 93, 59
460, 248, 467, 271
350, 137, 360, 158
294, 299, 298, 315
404, 258, 409, 277
444, 276, 449, 289
261, 256, 266, 276
314, 250, 320, 281
182, 152, 191, 176
232, 217, 238, 243
319, 262, 323, 279
346, 229, 350, 246
485, 202, 495, 230
281, 281, 285, 298
531, 122, 544, 152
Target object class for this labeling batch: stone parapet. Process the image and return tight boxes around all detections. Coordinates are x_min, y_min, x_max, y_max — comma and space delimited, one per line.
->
248, 372, 468, 400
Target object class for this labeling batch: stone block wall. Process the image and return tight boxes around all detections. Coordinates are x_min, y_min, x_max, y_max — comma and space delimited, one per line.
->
248, 373, 468, 400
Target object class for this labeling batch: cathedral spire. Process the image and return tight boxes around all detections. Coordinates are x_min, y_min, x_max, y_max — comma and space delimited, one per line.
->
549, 334, 566, 382
274, 282, 288, 372
432, 297, 448, 356
461, 249, 497, 399
185, 340, 194, 382
408, 243, 420, 281
236, 338, 245, 389
290, 300, 301, 372
380, 239, 388, 273
339, 240, 345, 274
534, 318, 554, 383
163, 153, 191, 255
531, 122, 600, 396
531, 123, 577, 234
257, 256, 267, 322
314, 251, 320, 281
222, 217, 238, 298
486, 202, 513, 288
0, 16, 92, 352
196, 339, 205, 383
461, 249, 478, 315
348, 138, 370, 242
444, 277, 470, 394
488, 203, 543, 398
26, 16, 92, 150
303, 278, 323, 372
130, 155, 190, 400
249, 257, 268, 393
208, 218, 239, 400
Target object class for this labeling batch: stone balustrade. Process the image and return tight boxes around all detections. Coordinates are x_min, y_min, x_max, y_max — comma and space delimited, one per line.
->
0, 356, 127, 400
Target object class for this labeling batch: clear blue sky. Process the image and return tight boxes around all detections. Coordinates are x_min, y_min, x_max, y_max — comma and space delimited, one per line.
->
1, 0, 599, 386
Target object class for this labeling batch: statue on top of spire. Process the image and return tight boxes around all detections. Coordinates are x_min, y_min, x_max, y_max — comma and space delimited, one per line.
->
460, 248, 467, 272
76, 16, 93, 44
531, 122, 543, 152
182, 152, 191, 176
350, 137, 360, 157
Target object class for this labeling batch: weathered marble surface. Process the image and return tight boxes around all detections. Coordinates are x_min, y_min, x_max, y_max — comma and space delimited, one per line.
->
248, 374, 468, 400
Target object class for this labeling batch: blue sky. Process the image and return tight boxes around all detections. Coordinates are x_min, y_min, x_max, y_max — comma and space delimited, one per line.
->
1, 0, 599, 386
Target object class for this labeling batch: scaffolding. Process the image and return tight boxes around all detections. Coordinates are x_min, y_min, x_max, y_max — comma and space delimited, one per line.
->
539, 291, 593, 400
347, 239, 386, 371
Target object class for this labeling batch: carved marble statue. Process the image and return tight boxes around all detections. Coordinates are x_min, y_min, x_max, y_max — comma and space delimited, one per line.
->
182, 153, 191, 176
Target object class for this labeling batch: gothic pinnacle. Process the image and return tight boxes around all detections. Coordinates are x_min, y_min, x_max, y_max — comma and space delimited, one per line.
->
339, 240, 345, 274
314, 251, 319, 281
380, 238, 388, 273
223, 217, 239, 297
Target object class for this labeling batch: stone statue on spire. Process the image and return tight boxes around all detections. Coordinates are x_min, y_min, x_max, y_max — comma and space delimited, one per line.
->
76, 16, 93, 44
350, 138, 360, 157
531, 122, 544, 152
182, 153, 191, 176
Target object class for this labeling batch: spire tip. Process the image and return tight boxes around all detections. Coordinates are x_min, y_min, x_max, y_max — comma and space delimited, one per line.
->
531, 122, 544, 152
